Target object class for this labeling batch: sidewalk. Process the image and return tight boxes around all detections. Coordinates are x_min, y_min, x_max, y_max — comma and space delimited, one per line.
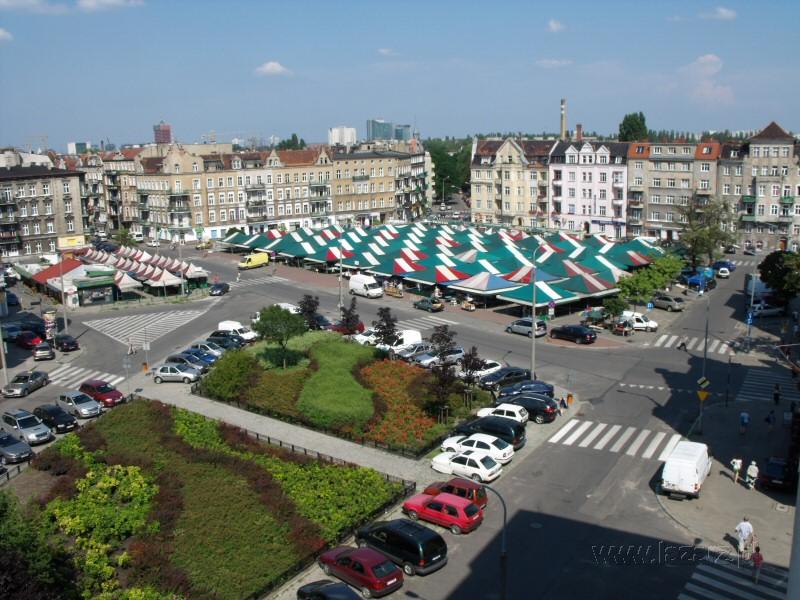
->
656, 401, 796, 567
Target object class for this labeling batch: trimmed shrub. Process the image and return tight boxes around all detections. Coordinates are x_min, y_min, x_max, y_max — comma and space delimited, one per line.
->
242, 368, 310, 417
200, 350, 260, 402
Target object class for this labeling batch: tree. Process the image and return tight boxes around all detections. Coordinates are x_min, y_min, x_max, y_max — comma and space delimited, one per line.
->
602, 297, 628, 318
113, 227, 136, 246
459, 346, 485, 387
426, 363, 458, 417
372, 307, 398, 347
298, 294, 320, 330
252, 305, 307, 368
339, 297, 361, 334
276, 133, 307, 151
758, 251, 800, 303
618, 112, 648, 141
648, 254, 684, 289
678, 198, 736, 267
617, 269, 657, 311
429, 324, 457, 358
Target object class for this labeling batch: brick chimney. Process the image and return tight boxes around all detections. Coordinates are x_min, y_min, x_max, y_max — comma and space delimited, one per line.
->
576, 123, 583, 142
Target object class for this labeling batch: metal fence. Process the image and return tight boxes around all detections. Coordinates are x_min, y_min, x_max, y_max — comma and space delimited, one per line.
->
0, 461, 30, 487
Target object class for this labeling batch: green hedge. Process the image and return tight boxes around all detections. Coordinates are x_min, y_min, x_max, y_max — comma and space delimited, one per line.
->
200, 350, 259, 401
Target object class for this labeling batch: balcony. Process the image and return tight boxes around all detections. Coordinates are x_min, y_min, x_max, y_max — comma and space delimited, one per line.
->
627, 217, 641, 225
0, 196, 15, 207
740, 214, 756, 222
696, 188, 712, 195
352, 175, 370, 182
779, 215, 794, 222
741, 195, 756, 203
780, 196, 795, 204
628, 182, 643, 190
246, 213, 267, 223
612, 198, 624, 206
168, 200, 190, 214
612, 181, 624, 188
245, 182, 266, 191
168, 189, 189, 197
628, 198, 643, 208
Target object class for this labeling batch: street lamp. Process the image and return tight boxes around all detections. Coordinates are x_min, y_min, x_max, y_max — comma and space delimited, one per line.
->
481, 482, 508, 600
58, 248, 69, 334
530, 244, 542, 379
337, 237, 345, 309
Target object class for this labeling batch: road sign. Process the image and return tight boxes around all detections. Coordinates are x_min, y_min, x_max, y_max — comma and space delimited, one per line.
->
697, 376, 710, 389
548, 300, 556, 309
142, 341, 150, 352
122, 358, 132, 370
746, 312, 753, 325
697, 390, 710, 402
646, 302, 654, 312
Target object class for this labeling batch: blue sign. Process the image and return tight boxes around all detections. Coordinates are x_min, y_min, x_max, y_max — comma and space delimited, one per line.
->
746, 312, 753, 325
548, 300, 556, 309
646, 302, 654, 311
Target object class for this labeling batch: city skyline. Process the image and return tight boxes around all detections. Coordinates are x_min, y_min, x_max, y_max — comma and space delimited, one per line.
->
1, 0, 798, 151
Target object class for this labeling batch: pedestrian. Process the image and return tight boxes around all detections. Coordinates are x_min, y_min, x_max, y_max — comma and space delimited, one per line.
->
677, 336, 688, 351
236, 272, 241, 283
730, 457, 743, 485
751, 546, 763, 583
773, 383, 781, 406
739, 411, 750, 434
765, 409, 775, 432
745, 461, 759, 490
735, 517, 754, 555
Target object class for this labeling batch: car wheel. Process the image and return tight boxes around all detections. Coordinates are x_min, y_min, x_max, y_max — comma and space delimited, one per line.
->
403, 562, 415, 576
527, 331, 533, 338
575, 337, 583, 345
154, 377, 163, 384
471, 473, 481, 482
320, 562, 331, 575
443, 447, 456, 453
550, 332, 556, 339
357, 539, 368, 548
505, 327, 513, 333
183, 377, 193, 384
407, 510, 419, 521
360, 587, 373, 599
666, 306, 673, 312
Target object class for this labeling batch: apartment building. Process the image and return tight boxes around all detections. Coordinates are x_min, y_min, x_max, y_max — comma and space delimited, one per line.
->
331, 150, 401, 227
548, 140, 628, 237
470, 138, 552, 228
102, 149, 143, 233
394, 150, 432, 222
56, 153, 107, 238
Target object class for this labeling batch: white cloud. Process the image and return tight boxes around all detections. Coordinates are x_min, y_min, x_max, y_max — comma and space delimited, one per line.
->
702, 6, 736, 20
547, 18, 564, 33
678, 54, 734, 104
0, 0, 68, 14
536, 58, 572, 69
0, 26, 12, 41
77, 0, 143, 11
377, 48, 395, 57
254, 61, 291, 77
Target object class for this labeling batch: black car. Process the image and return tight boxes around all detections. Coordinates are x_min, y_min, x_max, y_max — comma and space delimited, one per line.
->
209, 282, 230, 296
20, 319, 46, 337
758, 457, 796, 491
549, 324, 597, 344
5, 292, 19, 306
454, 415, 527, 450
296, 579, 360, 600
209, 330, 247, 344
478, 366, 531, 392
33, 404, 78, 434
54, 334, 80, 352
497, 379, 554, 399
498, 393, 559, 424
356, 518, 448, 576
207, 334, 245, 349
311, 314, 334, 330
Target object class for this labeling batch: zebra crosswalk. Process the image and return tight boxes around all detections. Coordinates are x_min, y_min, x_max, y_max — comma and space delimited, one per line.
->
644, 334, 735, 355
47, 364, 126, 389
229, 274, 289, 290
729, 259, 759, 267
677, 555, 788, 599
395, 314, 460, 331
84, 308, 209, 347
548, 418, 683, 461
736, 367, 800, 404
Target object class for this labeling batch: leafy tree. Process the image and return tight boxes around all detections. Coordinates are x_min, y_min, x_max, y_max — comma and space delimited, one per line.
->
298, 294, 320, 330
113, 227, 136, 246
758, 251, 800, 303
339, 297, 361, 334
649, 254, 684, 289
429, 324, 457, 358
372, 307, 398, 347
252, 305, 307, 367
618, 112, 648, 141
426, 138, 472, 202
602, 297, 628, 318
200, 350, 259, 401
677, 198, 736, 267
276, 133, 307, 150
459, 346, 485, 387
426, 363, 458, 416
617, 269, 657, 311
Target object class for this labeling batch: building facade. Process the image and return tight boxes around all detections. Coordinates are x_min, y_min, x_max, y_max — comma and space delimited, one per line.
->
366, 119, 394, 141
328, 126, 357, 147
153, 121, 172, 144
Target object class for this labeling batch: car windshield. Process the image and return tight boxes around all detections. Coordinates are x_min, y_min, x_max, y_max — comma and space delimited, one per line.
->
73, 394, 94, 405
371, 561, 399, 578
11, 375, 30, 384
206, 342, 222, 351
18, 416, 40, 428
480, 455, 498, 469
96, 383, 115, 393
491, 438, 510, 450
464, 504, 480, 517
174, 364, 191, 372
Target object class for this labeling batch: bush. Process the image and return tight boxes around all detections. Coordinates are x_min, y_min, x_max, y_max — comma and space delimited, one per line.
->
200, 350, 260, 402
243, 368, 310, 417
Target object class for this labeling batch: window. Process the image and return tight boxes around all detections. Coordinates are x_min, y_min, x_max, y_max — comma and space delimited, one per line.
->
44, 201, 52, 215
208, 210, 216, 222
599, 189, 607, 200
33, 222, 40, 234
48, 240, 55, 252
723, 184, 731, 195
650, 211, 660, 221
723, 166, 730, 176
30, 203, 38, 216
64, 200, 72, 213
652, 195, 661, 204
35, 241, 42, 254
207, 178, 213, 188
42, 183, 50, 195
46, 220, 54, 233
634, 176, 643, 186
772, 185, 781, 197
700, 162, 710, 172
228, 192, 234, 204
666, 212, 674, 222
735, 184, 742, 195
635, 161, 643, 169
770, 204, 778, 216
752, 147, 761, 158
192, 162, 199, 172
66, 219, 74, 232
227, 177, 233, 187
668, 178, 676, 188
62, 181, 70, 194
208, 193, 215, 205
653, 178, 661, 187
757, 204, 765, 216
652, 146, 662, 154
699, 180, 709, 190
22, 224, 29, 235
193, 194, 201, 207
758, 185, 766, 197
218, 177, 224, 187
599, 206, 606, 216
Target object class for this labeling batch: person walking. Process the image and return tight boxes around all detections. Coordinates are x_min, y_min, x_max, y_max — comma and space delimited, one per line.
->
739, 411, 750, 434
735, 517, 754, 556
751, 545, 763, 584
236, 272, 241, 283
765, 409, 776, 432
730, 457, 743, 485
677, 336, 689, 351
745, 461, 759, 490
773, 383, 781, 406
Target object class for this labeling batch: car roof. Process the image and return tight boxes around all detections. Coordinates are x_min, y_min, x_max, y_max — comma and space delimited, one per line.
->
4, 408, 32, 418
82, 379, 110, 386
62, 390, 89, 398
433, 492, 474, 507
34, 404, 61, 413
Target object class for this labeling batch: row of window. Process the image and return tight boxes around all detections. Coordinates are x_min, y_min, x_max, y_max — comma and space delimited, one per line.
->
750, 146, 792, 158
12, 201, 72, 216
748, 204, 800, 216
8, 181, 72, 198
17, 219, 75, 235
552, 170, 625, 183
471, 170, 548, 181
742, 225, 800, 236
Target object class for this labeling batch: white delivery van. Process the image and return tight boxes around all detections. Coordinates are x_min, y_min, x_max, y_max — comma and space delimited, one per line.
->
621, 311, 659, 332
661, 441, 712, 499
349, 274, 384, 299
217, 320, 257, 342
375, 329, 422, 353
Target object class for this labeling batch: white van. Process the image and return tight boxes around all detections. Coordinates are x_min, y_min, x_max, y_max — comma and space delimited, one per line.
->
349, 274, 384, 299
375, 329, 422, 353
621, 311, 659, 332
131, 231, 144, 242
661, 441, 712, 499
217, 320, 257, 342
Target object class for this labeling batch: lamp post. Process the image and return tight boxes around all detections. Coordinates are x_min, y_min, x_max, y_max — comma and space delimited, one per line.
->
59, 248, 69, 334
337, 238, 344, 309
746, 266, 757, 348
482, 483, 508, 600
698, 293, 710, 434
441, 176, 449, 206
530, 245, 541, 379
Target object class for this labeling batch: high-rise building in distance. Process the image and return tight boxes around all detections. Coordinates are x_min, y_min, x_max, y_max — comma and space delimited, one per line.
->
366, 119, 393, 141
153, 120, 172, 144
328, 126, 357, 146
394, 125, 412, 141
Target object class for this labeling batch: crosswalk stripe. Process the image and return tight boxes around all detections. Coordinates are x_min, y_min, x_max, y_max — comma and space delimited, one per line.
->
717, 342, 729, 354
664, 335, 678, 348
67, 370, 102, 387
48, 364, 75, 378
426, 316, 459, 324
108, 376, 126, 387
641, 431, 666, 459
703, 558, 788, 588
686, 337, 699, 350
691, 569, 776, 600
654, 334, 668, 347
397, 319, 436, 330
684, 582, 731, 600
609, 427, 636, 453
49, 366, 84, 381
593, 424, 621, 450
658, 434, 682, 461
548, 419, 581, 443
625, 429, 651, 456
707, 340, 720, 353
578, 423, 606, 448
562, 421, 594, 446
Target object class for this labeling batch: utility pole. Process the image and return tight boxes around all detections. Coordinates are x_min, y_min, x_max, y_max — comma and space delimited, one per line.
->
59, 249, 69, 334
338, 239, 344, 309
698, 295, 710, 434
530, 245, 540, 379
0, 321, 7, 386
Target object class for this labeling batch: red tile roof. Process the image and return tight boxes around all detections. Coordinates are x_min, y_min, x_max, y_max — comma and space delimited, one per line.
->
694, 141, 721, 159
627, 143, 650, 159
140, 157, 164, 173
32, 258, 83, 285
277, 148, 323, 166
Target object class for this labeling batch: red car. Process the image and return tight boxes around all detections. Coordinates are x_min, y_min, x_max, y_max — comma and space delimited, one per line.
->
16, 331, 43, 349
423, 478, 488, 510
331, 319, 366, 335
318, 546, 402, 598
79, 379, 124, 408
402, 492, 483, 535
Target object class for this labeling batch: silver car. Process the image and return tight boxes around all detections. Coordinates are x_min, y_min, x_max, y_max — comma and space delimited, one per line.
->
652, 293, 685, 312
505, 318, 547, 338
0, 432, 32, 465
396, 341, 434, 361
414, 346, 466, 368
152, 363, 201, 384
33, 342, 56, 361
56, 391, 102, 418
1, 409, 53, 445
190, 340, 224, 357
2, 370, 49, 397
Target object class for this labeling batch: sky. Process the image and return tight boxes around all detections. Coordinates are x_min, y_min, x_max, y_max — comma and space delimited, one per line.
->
0, 0, 798, 152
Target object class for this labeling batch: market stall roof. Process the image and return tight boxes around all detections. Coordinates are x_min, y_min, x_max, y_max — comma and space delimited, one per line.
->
115, 271, 142, 291
501, 265, 559, 284
496, 281, 578, 307
444, 272, 523, 296
221, 230, 249, 246
558, 272, 617, 295
32, 258, 83, 285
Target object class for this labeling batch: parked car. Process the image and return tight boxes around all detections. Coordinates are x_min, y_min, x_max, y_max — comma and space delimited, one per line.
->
478, 366, 531, 392
396, 341, 434, 361
0, 431, 32, 465
209, 282, 230, 296
317, 546, 403, 598
352, 328, 378, 346
549, 324, 597, 344
423, 478, 488, 510
620, 311, 659, 332
165, 353, 210, 373
440, 433, 514, 464
751, 302, 784, 318
499, 394, 559, 424
207, 333, 246, 349
413, 297, 445, 312
716, 267, 731, 279
497, 379, 554, 399
402, 492, 483, 535
152, 363, 202, 384
79, 379, 124, 408
311, 314, 334, 331
651, 293, 686, 312
476, 403, 529, 425
2, 370, 49, 397
273, 302, 301, 314
296, 580, 360, 600
182, 347, 219, 365
54, 334, 80, 352
414, 346, 465, 369
505, 318, 547, 338
190, 340, 225, 357
1, 409, 53, 445
56, 391, 102, 418
758, 457, 796, 491
712, 260, 736, 272
431, 450, 503, 482
454, 415, 527, 450
1, 324, 22, 341
454, 359, 503, 381
5, 291, 19, 306
19, 319, 46, 337
146, 239, 160, 248
330, 319, 365, 335
16, 331, 43, 349
355, 518, 448, 576
33, 404, 78, 434
32, 342, 55, 361
743, 247, 759, 256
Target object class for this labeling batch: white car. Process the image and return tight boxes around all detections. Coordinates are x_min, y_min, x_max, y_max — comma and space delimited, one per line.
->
477, 403, 529, 425
352, 328, 378, 346
431, 450, 503, 482
146, 239, 160, 248
455, 360, 503, 381
440, 433, 514, 465
274, 302, 301, 314
751, 302, 784, 317
716, 267, 730, 279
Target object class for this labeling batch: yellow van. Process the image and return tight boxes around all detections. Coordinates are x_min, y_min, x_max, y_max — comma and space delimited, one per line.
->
237, 253, 269, 270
